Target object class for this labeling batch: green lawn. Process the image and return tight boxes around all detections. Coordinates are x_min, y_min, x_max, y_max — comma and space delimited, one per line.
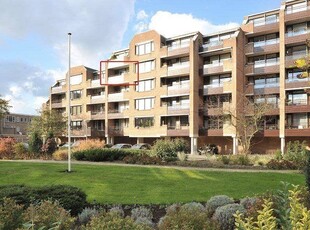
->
0, 161, 305, 204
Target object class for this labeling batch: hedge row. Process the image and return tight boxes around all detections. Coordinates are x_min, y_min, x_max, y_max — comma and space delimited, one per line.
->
0, 184, 87, 215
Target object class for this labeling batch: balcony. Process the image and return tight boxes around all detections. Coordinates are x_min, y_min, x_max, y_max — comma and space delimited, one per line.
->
203, 81, 232, 95
90, 79, 102, 88
286, 78, 310, 89
203, 59, 232, 75
90, 111, 105, 120
199, 126, 223, 136
108, 126, 124, 136
285, 5, 310, 22
90, 128, 105, 137
108, 74, 125, 84
258, 124, 279, 137
167, 43, 190, 57
251, 20, 279, 35
285, 125, 310, 136
167, 63, 190, 77
108, 92, 124, 102
244, 40, 279, 55
286, 99, 310, 113
285, 31, 310, 45
254, 84, 280, 95
51, 99, 65, 108
167, 83, 190, 95
107, 57, 129, 69
71, 127, 91, 137
245, 59, 280, 75
166, 105, 190, 115
89, 95, 105, 104
201, 41, 224, 52
167, 125, 189, 136
51, 85, 66, 94
285, 53, 307, 68
107, 109, 126, 119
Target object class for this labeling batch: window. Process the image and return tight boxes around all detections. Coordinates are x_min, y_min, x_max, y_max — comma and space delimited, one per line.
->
70, 105, 82, 115
136, 60, 155, 73
136, 79, 155, 92
135, 41, 154, 55
5, 116, 15, 122
205, 74, 231, 87
70, 90, 82, 100
94, 121, 104, 131
286, 2, 307, 14
71, 121, 82, 130
287, 69, 307, 82
286, 23, 307, 36
287, 113, 308, 128
70, 74, 82, 85
287, 91, 307, 105
254, 75, 279, 88
135, 117, 154, 128
135, 98, 155, 110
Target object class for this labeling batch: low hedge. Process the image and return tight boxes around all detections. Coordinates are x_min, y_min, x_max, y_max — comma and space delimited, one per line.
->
0, 184, 87, 216
73, 148, 144, 162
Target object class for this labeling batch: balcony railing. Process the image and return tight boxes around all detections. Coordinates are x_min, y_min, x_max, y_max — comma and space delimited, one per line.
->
108, 74, 124, 84
167, 42, 190, 51
90, 95, 105, 104
253, 18, 279, 27
285, 5, 310, 14
286, 98, 308, 105
286, 52, 307, 61
108, 92, 124, 102
51, 85, 66, 94
167, 63, 190, 76
201, 41, 224, 52
167, 125, 189, 130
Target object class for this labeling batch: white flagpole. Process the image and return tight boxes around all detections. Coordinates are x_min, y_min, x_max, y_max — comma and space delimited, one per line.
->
67, 33, 72, 172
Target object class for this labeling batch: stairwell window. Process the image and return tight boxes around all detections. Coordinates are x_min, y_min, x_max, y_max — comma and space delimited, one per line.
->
135, 41, 154, 55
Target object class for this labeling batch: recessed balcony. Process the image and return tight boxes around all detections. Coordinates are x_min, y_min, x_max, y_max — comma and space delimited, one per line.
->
90, 111, 105, 120
245, 60, 280, 75
285, 5, 310, 23
167, 63, 190, 77
285, 32, 310, 45
203, 59, 232, 75
108, 92, 124, 102
244, 40, 279, 55
51, 85, 66, 94
167, 125, 189, 136
167, 44, 190, 57
89, 95, 105, 104
167, 83, 190, 95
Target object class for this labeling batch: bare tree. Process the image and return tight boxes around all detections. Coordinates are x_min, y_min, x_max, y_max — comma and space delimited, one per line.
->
205, 94, 273, 154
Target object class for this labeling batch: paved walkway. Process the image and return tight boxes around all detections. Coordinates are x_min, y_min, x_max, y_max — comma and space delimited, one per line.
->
1, 159, 301, 174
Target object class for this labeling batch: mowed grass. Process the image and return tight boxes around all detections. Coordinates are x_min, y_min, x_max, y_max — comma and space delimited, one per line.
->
0, 161, 305, 204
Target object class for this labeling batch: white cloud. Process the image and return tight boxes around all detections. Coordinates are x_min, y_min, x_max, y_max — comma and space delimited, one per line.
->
148, 11, 239, 38
136, 10, 148, 20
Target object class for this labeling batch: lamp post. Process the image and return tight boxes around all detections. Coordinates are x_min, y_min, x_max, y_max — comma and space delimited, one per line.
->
67, 33, 72, 172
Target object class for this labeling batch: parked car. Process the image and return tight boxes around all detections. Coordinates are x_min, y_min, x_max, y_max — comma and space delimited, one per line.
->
111, 143, 132, 149
131, 143, 151, 150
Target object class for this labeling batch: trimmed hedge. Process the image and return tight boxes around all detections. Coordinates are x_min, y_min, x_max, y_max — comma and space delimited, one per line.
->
73, 148, 145, 162
0, 184, 86, 215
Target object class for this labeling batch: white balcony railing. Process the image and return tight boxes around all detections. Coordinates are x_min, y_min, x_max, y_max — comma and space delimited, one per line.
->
108, 74, 124, 84
108, 92, 124, 101
253, 38, 279, 47
167, 42, 190, 51
254, 58, 279, 68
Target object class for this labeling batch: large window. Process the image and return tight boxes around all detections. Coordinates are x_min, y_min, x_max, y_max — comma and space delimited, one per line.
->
136, 60, 155, 73
286, 22, 308, 36
70, 105, 82, 115
135, 117, 154, 128
135, 41, 154, 55
287, 69, 307, 82
287, 113, 308, 129
135, 98, 155, 110
287, 91, 307, 105
286, 2, 307, 14
135, 79, 155, 92
70, 90, 82, 100
253, 75, 279, 88
94, 120, 104, 131
204, 74, 231, 87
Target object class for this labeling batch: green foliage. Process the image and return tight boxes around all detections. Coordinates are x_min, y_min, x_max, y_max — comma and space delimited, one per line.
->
177, 151, 188, 161
28, 132, 43, 155
266, 159, 297, 170
78, 207, 99, 225
274, 149, 283, 161
158, 203, 216, 230
22, 200, 75, 230
152, 139, 189, 162
109, 206, 124, 217
220, 155, 230, 165
0, 95, 10, 119
131, 206, 153, 222
0, 137, 16, 159
123, 153, 162, 165
213, 203, 245, 230
52, 148, 69, 160
0, 198, 24, 230
240, 197, 259, 210
306, 151, 310, 192
84, 211, 151, 230
13, 142, 28, 159
231, 155, 251, 166
0, 184, 87, 216
205, 195, 234, 216
74, 148, 132, 162
284, 140, 308, 169
234, 199, 276, 230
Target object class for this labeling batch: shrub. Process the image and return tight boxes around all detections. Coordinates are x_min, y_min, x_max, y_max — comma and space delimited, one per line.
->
52, 148, 69, 160
152, 139, 177, 162
73, 148, 132, 162
0, 184, 87, 216
78, 207, 99, 225
13, 142, 28, 159
109, 206, 124, 217
220, 155, 230, 165
131, 206, 153, 222
274, 149, 283, 161
240, 197, 259, 210
123, 154, 162, 165
0, 198, 24, 230
74, 139, 105, 151
85, 211, 151, 230
177, 152, 188, 161
266, 159, 297, 170
230, 155, 251, 166
213, 203, 245, 230
22, 200, 75, 230
306, 151, 310, 192
28, 132, 43, 156
41, 137, 57, 156
284, 140, 308, 169
158, 202, 216, 230
173, 138, 190, 153
205, 195, 234, 216
0, 137, 16, 159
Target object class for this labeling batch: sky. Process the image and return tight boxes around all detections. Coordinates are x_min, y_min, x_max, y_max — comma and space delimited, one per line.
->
0, 0, 282, 115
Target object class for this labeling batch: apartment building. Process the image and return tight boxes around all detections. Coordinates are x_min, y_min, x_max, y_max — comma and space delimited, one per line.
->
0, 113, 35, 142
48, 0, 310, 154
